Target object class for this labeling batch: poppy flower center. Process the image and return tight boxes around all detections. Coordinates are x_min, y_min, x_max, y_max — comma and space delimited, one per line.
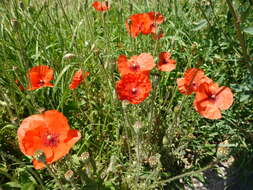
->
38, 80, 45, 86
43, 132, 59, 147
130, 63, 140, 71
209, 94, 216, 100
162, 60, 168, 65
190, 81, 198, 90
130, 87, 138, 95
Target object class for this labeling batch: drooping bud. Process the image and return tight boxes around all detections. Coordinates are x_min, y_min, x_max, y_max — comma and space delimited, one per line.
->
63, 53, 75, 60
11, 19, 20, 32
64, 170, 74, 181
80, 152, 90, 163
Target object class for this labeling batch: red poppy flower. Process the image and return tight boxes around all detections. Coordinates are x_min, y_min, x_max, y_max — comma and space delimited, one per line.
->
177, 68, 212, 95
193, 82, 233, 119
118, 53, 155, 76
126, 12, 164, 38
18, 110, 81, 169
69, 69, 89, 90
27, 65, 54, 90
116, 73, 152, 104
92, 1, 110, 11
157, 52, 176, 72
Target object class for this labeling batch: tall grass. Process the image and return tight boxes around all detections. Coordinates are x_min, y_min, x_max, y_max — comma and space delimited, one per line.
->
0, 0, 253, 189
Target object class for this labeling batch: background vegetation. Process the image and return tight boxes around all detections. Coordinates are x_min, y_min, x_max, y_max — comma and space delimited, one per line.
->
0, 0, 253, 189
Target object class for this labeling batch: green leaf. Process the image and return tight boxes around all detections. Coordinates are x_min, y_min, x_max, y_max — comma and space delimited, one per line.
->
1, 124, 17, 132
52, 64, 73, 95
21, 183, 36, 190
192, 19, 208, 31
243, 27, 253, 35
2, 181, 21, 188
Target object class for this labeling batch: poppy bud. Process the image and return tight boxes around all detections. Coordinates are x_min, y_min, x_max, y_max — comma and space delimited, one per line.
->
121, 100, 130, 108
34, 150, 46, 164
63, 53, 75, 60
162, 135, 169, 146
11, 19, 20, 32
133, 121, 142, 133
19, 1, 25, 10
38, 107, 45, 113
64, 170, 74, 181
148, 156, 158, 168
80, 152, 90, 163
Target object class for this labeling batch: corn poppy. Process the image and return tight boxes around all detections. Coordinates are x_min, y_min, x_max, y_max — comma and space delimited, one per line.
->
69, 69, 89, 90
27, 65, 54, 90
177, 68, 212, 95
126, 12, 164, 38
118, 53, 155, 76
116, 73, 152, 104
18, 110, 81, 169
92, 1, 110, 11
193, 82, 233, 119
157, 52, 176, 72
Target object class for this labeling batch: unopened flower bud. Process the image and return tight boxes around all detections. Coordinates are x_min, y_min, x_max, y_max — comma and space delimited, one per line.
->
133, 121, 142, 133
38, 108, 45, 113
148, 156, 158, 168
34, 150, 46, 164
11, 19, 20, 32
64, 170, 74, 181
122, 100, 130, 109
80, 152, 90, 163
63, 53, 75, 60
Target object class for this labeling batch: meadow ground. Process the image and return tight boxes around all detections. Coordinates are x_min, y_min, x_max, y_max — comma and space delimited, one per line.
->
0, 0, 253, 189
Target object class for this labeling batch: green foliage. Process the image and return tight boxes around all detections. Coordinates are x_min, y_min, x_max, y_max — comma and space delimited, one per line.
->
0, 0, 253, 189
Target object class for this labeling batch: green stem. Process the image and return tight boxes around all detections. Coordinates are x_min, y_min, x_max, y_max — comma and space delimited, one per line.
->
150, 161, 217, 188
46, 165, 65, 190
56, 0, 72, 30
226, 0, 253, 76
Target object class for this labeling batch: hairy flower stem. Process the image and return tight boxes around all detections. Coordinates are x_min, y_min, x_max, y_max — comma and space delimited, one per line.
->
121, 104, 132, 162
226, 0, 253, 76
135, 129, 141, 186
46, 165, 66, 190
0, 151, 45, 189
150, 161, 217, 188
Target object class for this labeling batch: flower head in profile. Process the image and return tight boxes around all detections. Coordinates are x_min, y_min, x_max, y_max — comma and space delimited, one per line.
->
177, 68, 212, 95
157, 52, 176, 72
116, 73, 152, 104
69, 69, 89, 90
27, 65, 54, 90
117, 53, 155, 76
92, 1, 110, 11
193, 82, 233, 119
126, 12, 164, 38
18, 110, 81, 169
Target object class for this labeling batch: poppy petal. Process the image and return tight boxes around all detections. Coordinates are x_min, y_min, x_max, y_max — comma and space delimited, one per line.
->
33, 159, 46, 170
92, 1, 110, 11
43, 110, 69, 141
214, 86, 233, 110
136, 53, 155, 70
197, 104, 222, 120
